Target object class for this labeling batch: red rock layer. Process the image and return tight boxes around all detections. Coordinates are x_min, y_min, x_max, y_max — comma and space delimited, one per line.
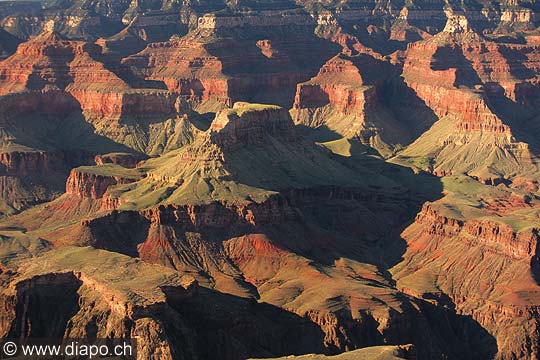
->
461, 41, 540, 103
139, 196, 297, 230
394, 202, 540, 359
403, 38, 511, 133
293, 54, 374, 114
65, 168, 137, 200
0, 31, 125, 94
123, 38, 230, 105
0, 30, 178, 121
291, 54, 408, 149
414, 203, 538, 259
123, 34, 337, 108
70, 89, 177, 119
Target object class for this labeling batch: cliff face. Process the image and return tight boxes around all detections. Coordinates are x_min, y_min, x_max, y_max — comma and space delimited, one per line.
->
1, 246, 312, 360
71, 89, 177, 120
123, 39, 230, 106
0, 30, 178, 121
122, 19, 339, 109
392, 178, 540, 359
66, 168, 139, 200
210, 102, 298, 148
392, 13, 540, 181
0, 149, 90, 215
291, 54, 410, 154
0, 29, 196, 158
1, 1, 540, 359
94, 153, 141, 168
0, 151, 66, 177
6, 101, 457, 357
2, 243, 427, 360
63, 192, 452, 357
0, 31, 123, 95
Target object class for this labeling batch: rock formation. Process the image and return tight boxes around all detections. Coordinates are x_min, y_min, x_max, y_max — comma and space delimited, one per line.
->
391, 12, 540, 183
391, 175, 540, 359
291, 54, 409, 155
0, 1, 539, 359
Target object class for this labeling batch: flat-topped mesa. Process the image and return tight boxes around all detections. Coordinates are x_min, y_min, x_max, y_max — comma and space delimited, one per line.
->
122, 38, 231, 106
393, 191, 540, 359
197, 9, 314, 31
292, 53, 394, 114
403, 39, 510, 133
0, 29, 128, 95
66, 165, 142, 200
0, 31, 94, 94
209, 102, 297, 148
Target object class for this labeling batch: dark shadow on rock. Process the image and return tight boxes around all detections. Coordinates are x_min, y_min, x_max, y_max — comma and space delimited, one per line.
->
416, 299, 498, 360
295, 124, 343, 143
431, 46, 482, 88
482, 82, 540, 156
498, 45, 536, 80
164, 286, 327, 360
8, 273, 82, 339
381, 75, 439, 139
205, 26, 341, 108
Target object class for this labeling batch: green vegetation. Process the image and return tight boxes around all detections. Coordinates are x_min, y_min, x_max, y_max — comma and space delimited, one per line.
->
75, 164, 143, 179
430, 175, 540, 232
225, 102, 282, 117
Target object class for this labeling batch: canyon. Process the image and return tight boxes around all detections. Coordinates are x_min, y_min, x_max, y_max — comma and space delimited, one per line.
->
0, 0, 539, 360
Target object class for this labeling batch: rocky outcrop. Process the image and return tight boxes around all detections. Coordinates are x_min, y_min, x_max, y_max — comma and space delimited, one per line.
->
291, 54, 408, 153
0, 245, 347, 360
392, 12, 540, 179
0, 151, 65, 177
66, 167, 139, 200
139, 195, 297, 230
0, 31, 120, 95
402, 39, 508, 131
414, 203, 538, 259
1, 2, 540, 360
210, 102, 297, 148
293, 55, 378, 114
393, 199, 540, 359
0, 247, 199, 360
95, 153, 141, 168
122, 38, 231, 106
123, 26, 338, 108
0, 29, 181, 120
70, 88, 177, 120
0, 149, 90, 215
